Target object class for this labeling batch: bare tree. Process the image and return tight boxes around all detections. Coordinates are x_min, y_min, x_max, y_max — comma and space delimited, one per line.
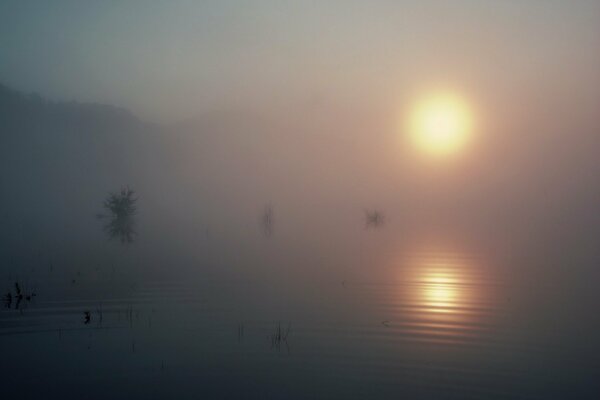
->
364, 209, 384, 229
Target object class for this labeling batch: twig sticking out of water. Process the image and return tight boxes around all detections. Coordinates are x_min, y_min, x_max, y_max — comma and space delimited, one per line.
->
269, 322, 291, 352
261, 204, 274, 237
4, 282, 36, 309
238, 323, 244, 342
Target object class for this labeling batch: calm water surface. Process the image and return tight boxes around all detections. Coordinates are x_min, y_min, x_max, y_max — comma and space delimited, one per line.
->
1, 237, 599, 399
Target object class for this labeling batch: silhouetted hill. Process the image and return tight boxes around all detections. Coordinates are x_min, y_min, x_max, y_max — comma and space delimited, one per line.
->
0, 83, 138, 128
0, 83, 159, 253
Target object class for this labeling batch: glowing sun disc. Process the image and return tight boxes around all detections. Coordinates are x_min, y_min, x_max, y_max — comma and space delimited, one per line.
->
408, 92, 474, 157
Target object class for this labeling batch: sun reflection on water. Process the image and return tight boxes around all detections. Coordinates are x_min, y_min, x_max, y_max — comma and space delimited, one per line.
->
422, 271, 458, 310
392, 249, 491, 330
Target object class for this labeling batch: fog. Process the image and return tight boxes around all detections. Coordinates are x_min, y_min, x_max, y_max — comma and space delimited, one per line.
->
1, 2, 600, 399
2, 76, 599, 285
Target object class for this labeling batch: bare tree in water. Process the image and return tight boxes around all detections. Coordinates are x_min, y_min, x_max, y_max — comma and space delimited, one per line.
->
98, 186, 137, 243
261, 204, 274, 237
364, 209, 384, 229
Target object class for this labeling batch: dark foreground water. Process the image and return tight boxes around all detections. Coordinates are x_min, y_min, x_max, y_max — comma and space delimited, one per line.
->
2, 236, 600, 400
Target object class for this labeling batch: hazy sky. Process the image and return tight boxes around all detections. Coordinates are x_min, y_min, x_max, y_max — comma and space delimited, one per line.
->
1, 0, 599, 121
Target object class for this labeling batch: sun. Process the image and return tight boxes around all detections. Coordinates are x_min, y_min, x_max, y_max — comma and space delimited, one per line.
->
407, 92, 474, 157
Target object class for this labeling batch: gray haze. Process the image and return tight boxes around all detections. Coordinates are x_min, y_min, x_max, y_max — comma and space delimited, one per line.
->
1, 3, 600, 398
1, 1, 599, 121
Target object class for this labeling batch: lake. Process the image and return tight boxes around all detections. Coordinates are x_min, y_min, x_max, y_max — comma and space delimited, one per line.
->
2, 225, 599, 399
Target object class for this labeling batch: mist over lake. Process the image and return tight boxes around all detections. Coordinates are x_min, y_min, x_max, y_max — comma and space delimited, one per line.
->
1, 2, 600, 399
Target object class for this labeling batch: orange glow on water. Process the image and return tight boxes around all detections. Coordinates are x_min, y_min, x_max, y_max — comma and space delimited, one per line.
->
422, 271, 458, 310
